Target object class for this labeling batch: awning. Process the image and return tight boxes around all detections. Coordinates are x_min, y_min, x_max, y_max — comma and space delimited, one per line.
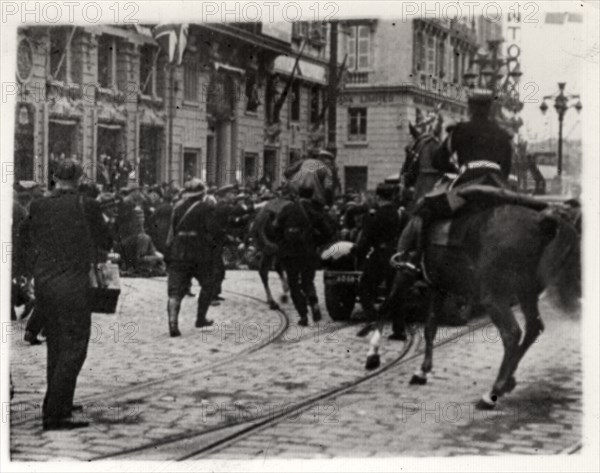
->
274, 56, 327, 84
97, 123, 123, 130
49, 118, 78, 126
215, 62, 246, 75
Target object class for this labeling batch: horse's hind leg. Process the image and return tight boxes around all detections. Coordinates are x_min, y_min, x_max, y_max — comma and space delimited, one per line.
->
505, 288, 545, 392
477, 291, 522, 409
259, 255, 278, 310
410, 291, 442, 384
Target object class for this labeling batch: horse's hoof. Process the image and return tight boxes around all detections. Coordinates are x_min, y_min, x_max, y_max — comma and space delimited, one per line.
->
409, 374, 427, 385
280, 294, 289, 303
365, 354, 380, 370
476, 393, 498, 410
268, 301, 280, 310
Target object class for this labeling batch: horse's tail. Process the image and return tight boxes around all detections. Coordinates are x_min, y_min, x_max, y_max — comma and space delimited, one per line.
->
537, 210, 581, 311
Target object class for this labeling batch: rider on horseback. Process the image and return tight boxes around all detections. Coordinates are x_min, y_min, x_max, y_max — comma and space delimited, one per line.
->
393, 90, 513, 273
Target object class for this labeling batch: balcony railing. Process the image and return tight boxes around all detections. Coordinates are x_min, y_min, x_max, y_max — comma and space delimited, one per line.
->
346, 71, 370, 85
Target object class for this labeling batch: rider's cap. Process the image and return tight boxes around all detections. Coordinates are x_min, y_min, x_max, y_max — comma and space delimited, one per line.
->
468, 88, 494, 105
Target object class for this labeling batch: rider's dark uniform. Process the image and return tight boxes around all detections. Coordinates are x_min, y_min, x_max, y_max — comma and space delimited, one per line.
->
383, 94, 513, 339
432, 116, 513, 187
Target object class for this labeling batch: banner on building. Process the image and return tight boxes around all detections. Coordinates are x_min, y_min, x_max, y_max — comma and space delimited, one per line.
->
152, 23, 189, 65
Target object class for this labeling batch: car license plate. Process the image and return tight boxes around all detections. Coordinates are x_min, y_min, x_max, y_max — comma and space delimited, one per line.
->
324, 272, 361, 285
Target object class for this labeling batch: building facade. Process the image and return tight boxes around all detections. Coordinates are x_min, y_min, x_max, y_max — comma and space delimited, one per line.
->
336, 18, 483, 192
14, 22, 331, 190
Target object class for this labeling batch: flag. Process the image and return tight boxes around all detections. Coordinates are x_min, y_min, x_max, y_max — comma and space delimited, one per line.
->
545, 12, 567, 24
152, 23, 189, 65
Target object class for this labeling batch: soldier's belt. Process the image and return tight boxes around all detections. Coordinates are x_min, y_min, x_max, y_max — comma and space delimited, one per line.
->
459, 161, 501, 173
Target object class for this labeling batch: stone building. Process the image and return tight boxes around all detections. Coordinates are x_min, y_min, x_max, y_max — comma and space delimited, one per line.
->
335, 18, 482, 192
13, 22, 331, 189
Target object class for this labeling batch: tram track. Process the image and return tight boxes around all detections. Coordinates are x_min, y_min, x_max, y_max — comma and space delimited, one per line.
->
10, 279, 289, 427
90, 313, 490, 461
90, 323, 419, 461
12, 276, 490, 462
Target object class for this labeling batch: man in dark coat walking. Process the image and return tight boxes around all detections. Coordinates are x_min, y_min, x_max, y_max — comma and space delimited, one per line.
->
20, 159, 112, 430
274, 186, 335, 326
166, 179, 218, 336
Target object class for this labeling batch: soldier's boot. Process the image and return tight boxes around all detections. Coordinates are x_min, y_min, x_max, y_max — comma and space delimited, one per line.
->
195, 295, 214, 328
167, 298, 182, 337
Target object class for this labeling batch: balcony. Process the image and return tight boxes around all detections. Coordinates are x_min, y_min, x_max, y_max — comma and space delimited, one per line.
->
346, 71, 370, 85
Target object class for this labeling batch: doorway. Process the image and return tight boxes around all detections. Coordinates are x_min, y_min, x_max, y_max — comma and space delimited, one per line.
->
183, 149, 201, 182
139, 126, 163, 186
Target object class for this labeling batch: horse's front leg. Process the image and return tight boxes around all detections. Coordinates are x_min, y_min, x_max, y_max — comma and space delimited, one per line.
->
259, 255, 278, 310
410, 291, 441, 384
365, 320, 384, 370
275, 258, 290, 303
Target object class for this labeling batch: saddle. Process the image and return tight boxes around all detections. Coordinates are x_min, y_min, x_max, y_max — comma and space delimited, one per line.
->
424, 180, 549, 249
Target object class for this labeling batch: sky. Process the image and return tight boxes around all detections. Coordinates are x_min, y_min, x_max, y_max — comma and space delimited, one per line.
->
516, 1, 594, 143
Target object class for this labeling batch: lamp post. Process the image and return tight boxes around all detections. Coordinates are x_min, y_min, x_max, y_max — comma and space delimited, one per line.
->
463, 39, 524, 130
539, 82, 582, 176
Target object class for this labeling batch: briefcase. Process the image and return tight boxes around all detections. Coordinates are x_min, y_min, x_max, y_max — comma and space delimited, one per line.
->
89, 262, 121, 314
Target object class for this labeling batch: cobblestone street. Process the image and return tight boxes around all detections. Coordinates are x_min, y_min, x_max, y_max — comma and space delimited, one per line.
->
8, 270, 583, 461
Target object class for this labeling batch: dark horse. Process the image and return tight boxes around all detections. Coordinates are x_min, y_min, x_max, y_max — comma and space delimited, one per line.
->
366, 190, 581, 408
249, 198, 291, 309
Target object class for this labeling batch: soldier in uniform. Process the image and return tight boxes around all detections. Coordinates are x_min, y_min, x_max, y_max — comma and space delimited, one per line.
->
274, 185, 335, 326
351, 183, 403, 337
284, 149, 335, 206
166, 179, 217, 337
20, 159, 112, 430
393, 90, 513, 272
212, 184, 241, 304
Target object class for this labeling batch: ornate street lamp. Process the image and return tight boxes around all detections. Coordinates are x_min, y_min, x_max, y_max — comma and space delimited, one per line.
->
539, 82, 582, 176
463, 39, 524, 126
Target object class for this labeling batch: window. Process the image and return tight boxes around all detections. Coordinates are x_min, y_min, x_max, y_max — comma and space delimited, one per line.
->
427, 36, 435, 75
184, 59, 200, 101
156, 53, 167, 100
139, 45, 157, 96
97, 35, 116, 88
453, 48, 460, 83
437, 39, 445, 78
346, 25, 371, 71
290, 82, 300, 121
49, 27, 71, 82
309, 86, 321, 124
245, 72, 260, 112
348, 107, 367, 141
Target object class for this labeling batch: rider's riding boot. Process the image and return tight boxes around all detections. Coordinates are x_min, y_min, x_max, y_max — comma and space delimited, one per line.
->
393, 216, 423, 275
167, 298, 181, 337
